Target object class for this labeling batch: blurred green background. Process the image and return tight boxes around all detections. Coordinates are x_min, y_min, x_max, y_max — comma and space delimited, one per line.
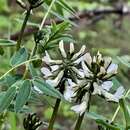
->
0, 0, 130, 130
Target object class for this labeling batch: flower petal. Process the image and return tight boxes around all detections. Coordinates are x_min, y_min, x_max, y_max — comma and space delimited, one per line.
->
84, 53, 92, 67
70, 42, 74, 54
74, 55, 85, 64
101, 81, 113, 91
41, 67, 52, 78
93, 56, 96, 63
107, 63, 118, 74
59, 40, 67, 58
82, 61, 92, 78
72, 45, 86, 60
50, 65, 60, 72
71, 101, 87, 116
72, 67, 85, 78
46, 70, 64, 87
104, 57, 112, 69
64, 80, 76, 102
97, 51, 102, 62
93, 82, 102, 95
113, 86, 124, 101
101, 90, 118, 102
42, 51, 62, 65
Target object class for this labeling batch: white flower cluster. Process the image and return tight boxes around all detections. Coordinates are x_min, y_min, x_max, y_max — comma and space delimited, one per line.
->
41, 40, 86, 88
39, 40, 124, 116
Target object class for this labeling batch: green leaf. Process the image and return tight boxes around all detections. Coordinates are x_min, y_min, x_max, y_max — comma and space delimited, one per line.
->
117, 56, 130, 68
0, 92, 6, 104
15, 80, 32, 112
10, 47, 28, 66
119, 99, 130, 129
29, 64, 39, 77
33, 78, 64, 100
86, 112, 121, 130
0, 39, 16, 46
8, 104, 31, 113
0, 86, 16, 112
42, 4, 77, 26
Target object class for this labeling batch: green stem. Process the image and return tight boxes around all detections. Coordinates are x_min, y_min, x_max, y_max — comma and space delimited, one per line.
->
111, 89, 130, 122
74, 93, 91, 130
48, 99, 61, 130
23, 42, 38, 79
0, 58, 40, 80
16, 7, 31, 50
74, 113, 85, 130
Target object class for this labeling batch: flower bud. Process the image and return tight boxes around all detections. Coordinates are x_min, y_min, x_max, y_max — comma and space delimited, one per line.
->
70, 42, 74, 54
59, 40, 67, 58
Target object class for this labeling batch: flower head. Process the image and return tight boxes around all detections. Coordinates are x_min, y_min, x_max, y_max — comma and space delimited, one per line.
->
65, 51, 124, 115
77, 51, 124, 101
41, 40, 86, 91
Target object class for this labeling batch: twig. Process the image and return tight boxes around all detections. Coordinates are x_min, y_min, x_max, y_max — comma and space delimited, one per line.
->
10, 7, 130, 41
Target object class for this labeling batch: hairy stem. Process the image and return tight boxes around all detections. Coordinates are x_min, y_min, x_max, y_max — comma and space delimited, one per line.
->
16, 7, 31, 50
48, 99, 61, 130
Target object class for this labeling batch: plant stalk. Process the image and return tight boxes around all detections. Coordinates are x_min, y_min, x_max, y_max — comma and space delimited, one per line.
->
111, 89, 130, 122
48, 99, 61, 130
74, 93, 91, 130
16, 7, 31, 50
23, 42, 38, 79
74, 113, 85, 130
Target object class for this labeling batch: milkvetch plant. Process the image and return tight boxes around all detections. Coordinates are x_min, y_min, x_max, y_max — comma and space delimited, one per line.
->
40, 40, 86, 129
0, 0, 130, 130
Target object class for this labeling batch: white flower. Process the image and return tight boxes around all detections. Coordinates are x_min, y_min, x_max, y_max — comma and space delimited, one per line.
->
72, 45, 86, 60
42, 51, 62, 65
46, 70, 64, 87
97, 51, 102, 62
72, 67, 85, 78
92, 82, 124, 102
113, 86, 125, 101
84, 53, 92, 67
41, 67, 52, 78
71, 92, 90, 116
64, 79, 76, 102
93, 56, 96, 63
71, 101, 87, 116
50, 65, 59, 72
93, 82, 102, 95
41, 40, 87, 94
101, 81, 113, 91
70, 42, 74, 54
59, 40, 67, 58
82, 61, 92, 77
107, 63, 118, 74
101, 86, 124, 102
104, 57, 112, 69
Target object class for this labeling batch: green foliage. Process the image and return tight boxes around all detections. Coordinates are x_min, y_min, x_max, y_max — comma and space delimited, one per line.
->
119, 99, 130, 129
86, 112, 121, 130
15, 80, 31, 112
0, 86, 16, 112
10, 48, 28, 66
117, 56, 130, 68
0, 0, 130, 130
32, 78, 64, 100
0, 39, 16, 46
